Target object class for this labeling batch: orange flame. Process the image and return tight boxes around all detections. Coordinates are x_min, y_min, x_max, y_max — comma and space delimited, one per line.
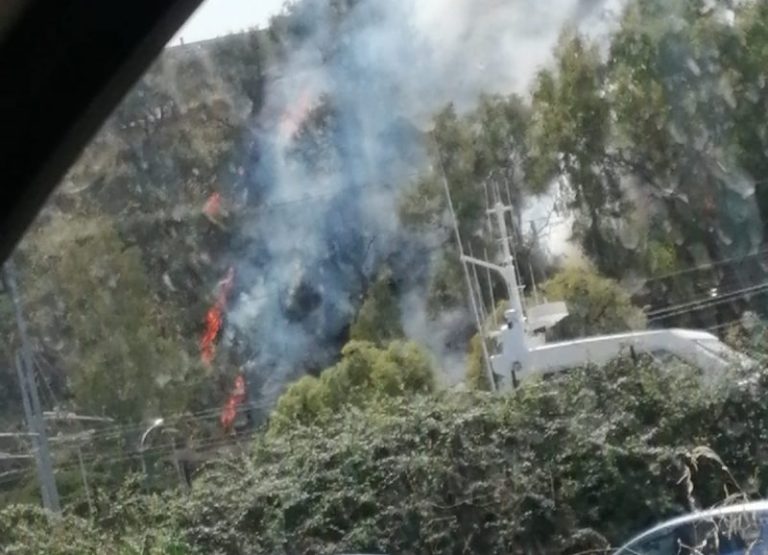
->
279, 89, 315, 139
200, 266, 236, 365
220, 373, 247, 432
203, 192, 222, 219
200, 306, 223, 365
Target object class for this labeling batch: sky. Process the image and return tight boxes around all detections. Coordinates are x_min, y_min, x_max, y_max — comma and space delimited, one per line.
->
171, 0, 287, 44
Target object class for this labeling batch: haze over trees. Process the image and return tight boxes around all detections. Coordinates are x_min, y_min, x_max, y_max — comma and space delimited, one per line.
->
3, 0, 768, 552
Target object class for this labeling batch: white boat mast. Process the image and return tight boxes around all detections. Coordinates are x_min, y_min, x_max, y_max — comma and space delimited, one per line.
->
459, 200, 751, 389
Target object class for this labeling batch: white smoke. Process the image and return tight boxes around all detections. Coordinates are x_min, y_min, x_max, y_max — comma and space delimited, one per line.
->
400, 290, 469, 385
227, 0, 627, 399
410, 0, 626, 101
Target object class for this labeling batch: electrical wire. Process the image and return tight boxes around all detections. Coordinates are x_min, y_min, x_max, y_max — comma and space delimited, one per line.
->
643, 245, 768, 284
51, 428, 263, 476
647, 280, 768, 317
647, 282, 768, 323
707, 319, 745, 333
641, 272, 766, 315
3, 400, 272, 480
646, 282, 768, 319
0, 425, 264, 492
68, 400, 273, 443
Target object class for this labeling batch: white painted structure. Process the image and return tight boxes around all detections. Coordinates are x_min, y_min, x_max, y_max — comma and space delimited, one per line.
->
487, 309, 752, 389
462, 202, 754, 390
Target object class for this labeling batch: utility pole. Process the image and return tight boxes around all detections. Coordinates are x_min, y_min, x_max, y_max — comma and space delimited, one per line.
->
4, 261, 61, 514
2, 429, 95, 516
14, 352, 50, 511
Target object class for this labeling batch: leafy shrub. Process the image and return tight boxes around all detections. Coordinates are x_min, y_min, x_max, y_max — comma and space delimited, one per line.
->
177, 357, 766, 554
269, 340, 435, 433
5, 357, 768, 554
542, 266, 646, 340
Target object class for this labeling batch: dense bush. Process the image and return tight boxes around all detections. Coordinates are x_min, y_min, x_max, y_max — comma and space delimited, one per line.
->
0, 498, 192, 555
179, 357, 746, 554
4, 357, 768, 554
541, 266, 647, 341
269, 340, 435, 433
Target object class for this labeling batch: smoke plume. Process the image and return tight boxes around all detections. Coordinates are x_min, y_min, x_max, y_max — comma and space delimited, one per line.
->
227, 0, 626, 400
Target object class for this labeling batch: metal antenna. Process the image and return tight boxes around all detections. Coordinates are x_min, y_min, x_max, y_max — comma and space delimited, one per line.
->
489, 201, 525, 319
485, 178, 526, 316
461, 197, 532, 390
484, 247, 498, 327
483, 182, 499, 327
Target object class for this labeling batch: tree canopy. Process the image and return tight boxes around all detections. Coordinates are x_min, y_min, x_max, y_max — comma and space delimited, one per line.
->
269, 340, 435, 433
542, 265, 647, 340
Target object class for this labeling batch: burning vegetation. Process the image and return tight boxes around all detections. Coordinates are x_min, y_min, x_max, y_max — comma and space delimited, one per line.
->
200, 266, 235, 366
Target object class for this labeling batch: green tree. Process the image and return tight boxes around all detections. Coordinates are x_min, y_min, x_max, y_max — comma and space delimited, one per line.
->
529, 32, 626, 276
22, 216, 205, 422
400, 97, 535, 317
605, 0, 767, 324
585, 0, 745, 281
270, 340, 434, 434
542, 265, 646, 340
349, 269, 403, 346
731, 1, 768, 240
529, 32, 628, 278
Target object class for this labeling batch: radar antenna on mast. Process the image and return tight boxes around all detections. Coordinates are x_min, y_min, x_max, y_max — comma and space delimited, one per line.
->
457, 199, 752, 389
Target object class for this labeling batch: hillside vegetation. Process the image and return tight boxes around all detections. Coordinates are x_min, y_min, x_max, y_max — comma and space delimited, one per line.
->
4, 0, 768, 551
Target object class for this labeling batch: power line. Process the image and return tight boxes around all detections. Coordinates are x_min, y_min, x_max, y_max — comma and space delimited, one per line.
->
0, 423, 266, 492
642, 272, 767, 314
54, 403, 263, 446
643, 245, 768, 284
75, 400, 272, 442
647, 280, 768, 317
649, 292, 768, 324
648, 282, 768, 323
646, 283, 767, 319
707, 319, 745, 333
50, 428, 262, 478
